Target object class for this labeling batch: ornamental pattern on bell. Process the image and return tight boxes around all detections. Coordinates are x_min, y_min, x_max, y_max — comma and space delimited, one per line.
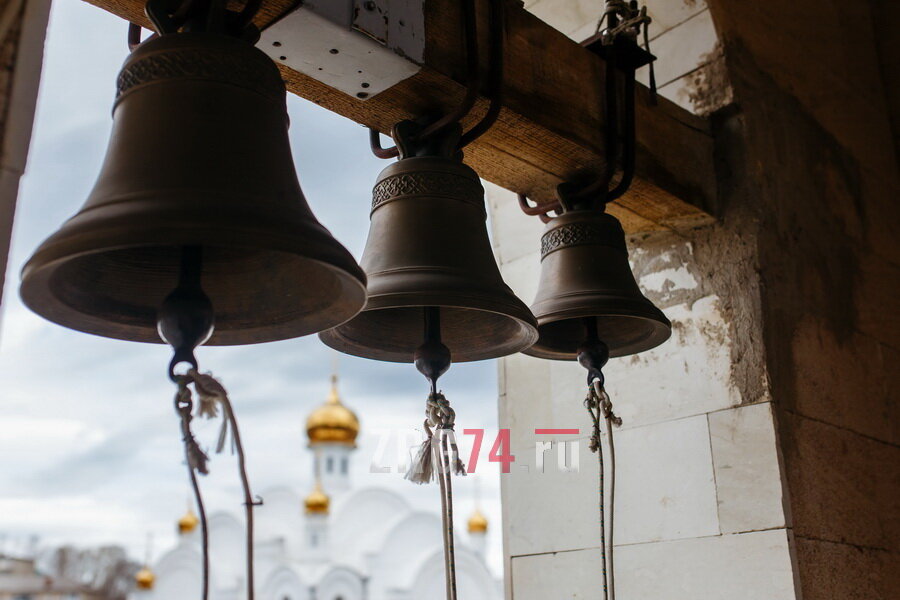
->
371, 172, 485, 210
540, 221, 619, 258
117, 48, 285, 101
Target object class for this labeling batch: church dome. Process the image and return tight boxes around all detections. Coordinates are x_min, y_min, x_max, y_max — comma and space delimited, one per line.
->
135, 567, 155, 590
304, 482, 330, 515
468, 508, 488, 534
178, 508, 199, 534
306, 375, 359, 446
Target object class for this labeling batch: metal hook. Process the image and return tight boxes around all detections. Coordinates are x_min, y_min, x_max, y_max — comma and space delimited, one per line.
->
517, 193, 559, 223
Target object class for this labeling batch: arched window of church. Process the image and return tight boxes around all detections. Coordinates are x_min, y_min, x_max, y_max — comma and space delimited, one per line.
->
341, 457, 348, 474
311, 532, 318, 547
326, 456, 334, 473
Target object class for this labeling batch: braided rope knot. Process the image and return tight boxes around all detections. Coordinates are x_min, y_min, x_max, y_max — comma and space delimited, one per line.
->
406, 392, 467, 484
427, 393, 457, 430
585, 381, 623, 454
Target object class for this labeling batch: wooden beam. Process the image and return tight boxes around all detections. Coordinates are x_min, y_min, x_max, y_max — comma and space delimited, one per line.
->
84, 0, 717, 232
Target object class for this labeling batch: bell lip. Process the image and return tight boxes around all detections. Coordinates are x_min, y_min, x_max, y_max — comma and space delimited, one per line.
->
19, 240, 367, 346
318, 297, 539, 364
522, 308, 672, 360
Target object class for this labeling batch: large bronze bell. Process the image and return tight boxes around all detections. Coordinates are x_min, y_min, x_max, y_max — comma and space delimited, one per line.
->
20, 32, 366, 345
524, 209, 671, 360
319, 131, 537, 363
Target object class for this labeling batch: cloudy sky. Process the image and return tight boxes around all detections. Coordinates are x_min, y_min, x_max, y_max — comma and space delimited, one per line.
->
0, 0, 504, 574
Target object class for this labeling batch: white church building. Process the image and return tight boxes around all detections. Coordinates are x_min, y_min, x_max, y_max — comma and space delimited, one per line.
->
131, 376, 500, 600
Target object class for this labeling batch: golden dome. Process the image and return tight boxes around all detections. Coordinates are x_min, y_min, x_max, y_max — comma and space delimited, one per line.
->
468, 508, 488, 534
304, 481, 330, 515
306, 375, 359, 446
178, 508, 199, 534
135, 567, 155, 590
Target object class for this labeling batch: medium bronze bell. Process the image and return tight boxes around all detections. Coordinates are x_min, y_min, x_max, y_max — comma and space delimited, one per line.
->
20, 32, 366, 345
319, 146, 537, 363
524, 209, 671, 360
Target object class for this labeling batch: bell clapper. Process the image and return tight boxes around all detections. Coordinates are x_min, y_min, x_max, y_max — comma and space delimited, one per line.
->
158, 245, 215, 381
156, 246, 259, 600
415, 307, 452, 394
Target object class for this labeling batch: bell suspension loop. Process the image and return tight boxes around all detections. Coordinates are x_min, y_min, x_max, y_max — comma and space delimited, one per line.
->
157, 247, 260, 600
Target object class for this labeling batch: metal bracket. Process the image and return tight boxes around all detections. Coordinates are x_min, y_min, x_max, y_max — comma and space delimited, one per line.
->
258, 0, 424, 100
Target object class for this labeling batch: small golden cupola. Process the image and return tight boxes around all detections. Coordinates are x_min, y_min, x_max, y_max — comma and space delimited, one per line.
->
135, 566, 155, 590
304, 480, 330, 515
306, 374, 359, 447
178, 508, 200, 535
468, 508, 488, 534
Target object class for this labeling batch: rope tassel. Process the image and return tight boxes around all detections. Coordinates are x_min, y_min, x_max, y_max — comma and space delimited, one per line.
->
406, 392, 467, 483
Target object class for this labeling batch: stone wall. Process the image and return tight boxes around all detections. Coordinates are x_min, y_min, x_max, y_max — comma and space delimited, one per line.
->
707, 0, 900, 597
489, 0, 899, 598
0, 0, 50, 310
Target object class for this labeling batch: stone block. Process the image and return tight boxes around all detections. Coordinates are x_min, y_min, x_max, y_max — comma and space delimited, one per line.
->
616, 529, 798, 600
708, 402, 788, 533
614, 414, 719, 545
485, 181, 545, 266
510, 547, 604, 599
790, 316, 900, 446
497, 352, 554, 452
501, 414, 719, 556
636, 10, 719, 88
793, 536, 900, 600
497, 251, 541, 306
778, 411, 900, 552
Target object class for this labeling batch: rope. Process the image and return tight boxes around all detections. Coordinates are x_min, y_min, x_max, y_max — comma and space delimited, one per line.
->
173, 377, 210, 600
173, 370, 260, 600
188, 369, 260, 600
405, 392, 466, 600
585, 378, 622, 600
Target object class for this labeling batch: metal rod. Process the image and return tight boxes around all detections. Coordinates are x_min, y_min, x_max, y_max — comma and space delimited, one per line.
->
369, 128, 400, 159
459, 0, 505, 148
415, 0, 480, 142
424, 307, 442, 395
518, 193, 560, 222
606, 71, 636, 203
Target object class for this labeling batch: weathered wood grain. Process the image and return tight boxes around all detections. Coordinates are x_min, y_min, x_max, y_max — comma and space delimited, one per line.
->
82, 0, 717, 232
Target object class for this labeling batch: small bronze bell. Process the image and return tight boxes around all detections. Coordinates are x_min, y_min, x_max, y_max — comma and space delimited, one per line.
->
524, 209, 671, 360
319, 123, 537, 362
20, 31, 366, 345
